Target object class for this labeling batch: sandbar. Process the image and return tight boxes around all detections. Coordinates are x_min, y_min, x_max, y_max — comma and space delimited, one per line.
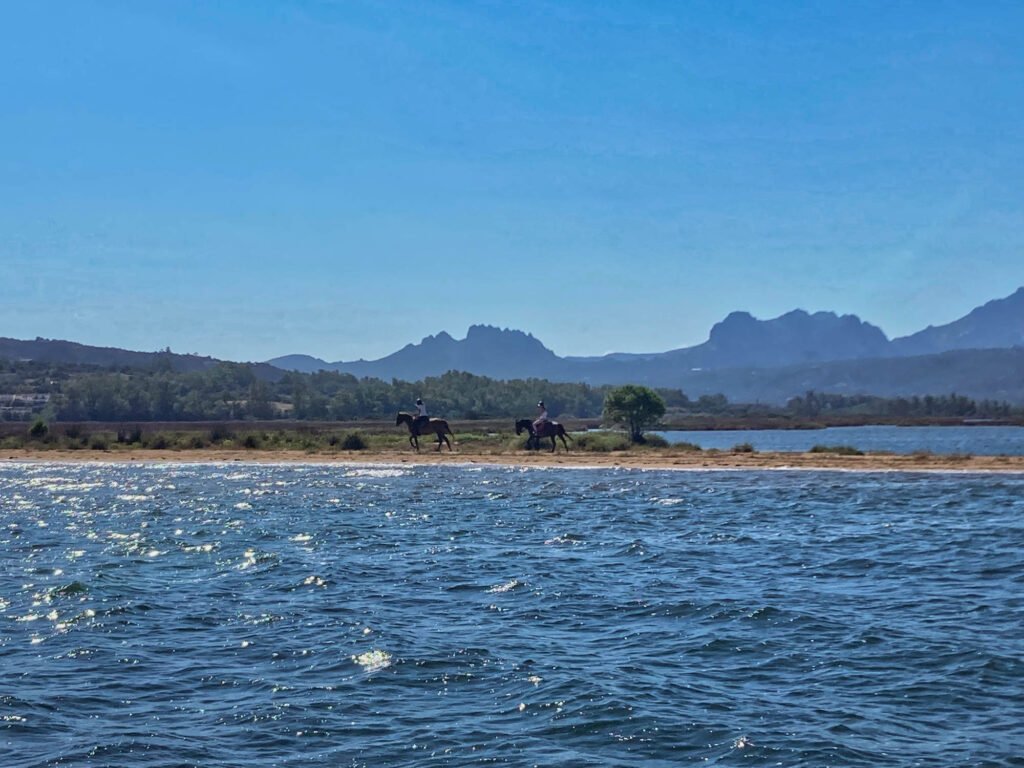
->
2, 448, 1023, 473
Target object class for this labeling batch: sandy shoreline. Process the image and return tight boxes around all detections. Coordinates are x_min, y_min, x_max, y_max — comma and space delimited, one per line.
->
2, 448, 1023, 473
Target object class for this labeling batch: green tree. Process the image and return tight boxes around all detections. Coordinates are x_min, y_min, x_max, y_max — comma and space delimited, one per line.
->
602, 385, 666, 443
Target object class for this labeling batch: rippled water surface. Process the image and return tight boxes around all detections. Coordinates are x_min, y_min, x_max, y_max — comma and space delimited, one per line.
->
2, 462, 1023, 767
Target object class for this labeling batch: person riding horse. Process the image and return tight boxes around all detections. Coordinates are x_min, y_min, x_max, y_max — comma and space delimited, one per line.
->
396, 409, 453, 451
533, 400, 548, 434
516, 412, 572, 452
413, 398, 429, 435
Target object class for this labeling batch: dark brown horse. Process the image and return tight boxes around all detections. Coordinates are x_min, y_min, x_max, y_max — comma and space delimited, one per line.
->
396, 412, 453, 452
515, 418, 572, 452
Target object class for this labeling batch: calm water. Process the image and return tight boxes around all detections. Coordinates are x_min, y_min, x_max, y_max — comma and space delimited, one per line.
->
2, 462, 1023, 767
655, 425, 1024, 456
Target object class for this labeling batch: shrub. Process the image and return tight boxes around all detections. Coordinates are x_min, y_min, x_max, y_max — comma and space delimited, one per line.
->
0, 435, 26, 450
209, 426, 235, 444
574, 431, 632, 452
731, 442, 755, 453
243, 434, 262, 449
117, 427, 144, 444
89, 436, 110, 451
809, 444, 864, 456
640, 433, 669, 448
61, 432, 89, 449
340, 431, 368, 451
28, 418, 48, 439
673, 441, 702, 452
146, 433, 171, 450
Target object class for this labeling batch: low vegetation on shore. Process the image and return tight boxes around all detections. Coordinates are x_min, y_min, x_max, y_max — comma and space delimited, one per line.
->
8, 412, 1023, 472
3, 420, 690, 455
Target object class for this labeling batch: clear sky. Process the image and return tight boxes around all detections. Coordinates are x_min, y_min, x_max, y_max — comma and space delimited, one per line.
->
2, 1, 1022, 362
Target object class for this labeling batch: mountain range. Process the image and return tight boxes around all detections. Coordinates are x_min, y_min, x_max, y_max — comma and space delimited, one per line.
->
4, 287, 1023, 404
268, 287, 1024, 387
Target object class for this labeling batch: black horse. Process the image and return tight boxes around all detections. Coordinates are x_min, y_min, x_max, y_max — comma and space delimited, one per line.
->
515, 418, 572, 452
396, 412, 454, 452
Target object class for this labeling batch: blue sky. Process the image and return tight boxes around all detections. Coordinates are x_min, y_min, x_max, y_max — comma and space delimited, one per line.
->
2, 1, 1022, 361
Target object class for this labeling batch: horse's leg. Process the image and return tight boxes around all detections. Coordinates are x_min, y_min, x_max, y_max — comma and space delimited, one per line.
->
442, 432, 452, 451
410, 434, 419, 451
549, 435, 556, 453
435, 431, 442, 452
559, 434, 569, 451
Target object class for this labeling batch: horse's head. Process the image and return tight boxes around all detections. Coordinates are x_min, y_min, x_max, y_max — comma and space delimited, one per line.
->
396, 412, 407, 426
515, 419, 531, 435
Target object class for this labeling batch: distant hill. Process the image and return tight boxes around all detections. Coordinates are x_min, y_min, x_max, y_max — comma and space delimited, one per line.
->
563, 310, 890, 370
268, 325, 568, 381
655, 309, 890, 370
263, 342, 1024, 404
891, 286, 1024, 356
269, 288, 1024, 386
0, 337, 285, 381
6, 286, 1024, 405
267, 312, 893, 382
667, 348, 1024, 405
266, 354, 330, 374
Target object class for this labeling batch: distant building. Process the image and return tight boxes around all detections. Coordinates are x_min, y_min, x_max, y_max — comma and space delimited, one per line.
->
0, 392, 50, 420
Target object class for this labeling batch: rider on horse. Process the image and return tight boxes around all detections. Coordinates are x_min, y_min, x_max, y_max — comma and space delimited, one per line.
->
533, 400, 549, 434
413, 398, 429, 435
516, 402, 571, 452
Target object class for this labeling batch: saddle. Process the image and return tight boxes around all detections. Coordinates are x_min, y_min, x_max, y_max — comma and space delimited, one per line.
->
533, 420, 558, 436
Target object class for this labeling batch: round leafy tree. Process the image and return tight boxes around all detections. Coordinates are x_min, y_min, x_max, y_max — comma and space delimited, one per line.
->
602, 385, 666, 443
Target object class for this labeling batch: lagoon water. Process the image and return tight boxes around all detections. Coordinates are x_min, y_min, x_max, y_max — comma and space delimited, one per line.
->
2, 462, 1023, 767
655, 424, 1024, 456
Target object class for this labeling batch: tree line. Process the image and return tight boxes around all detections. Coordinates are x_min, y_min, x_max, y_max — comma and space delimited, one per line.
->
1, 358, 1022, 423
785, 390, 1018, 419
4, 361, 631, 421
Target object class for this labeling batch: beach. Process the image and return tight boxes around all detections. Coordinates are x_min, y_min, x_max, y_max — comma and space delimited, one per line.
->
4, 447, 1023, 472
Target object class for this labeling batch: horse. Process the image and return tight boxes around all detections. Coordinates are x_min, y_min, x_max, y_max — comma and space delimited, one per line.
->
396, 412, 454, 452
515, 418, 572, 453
